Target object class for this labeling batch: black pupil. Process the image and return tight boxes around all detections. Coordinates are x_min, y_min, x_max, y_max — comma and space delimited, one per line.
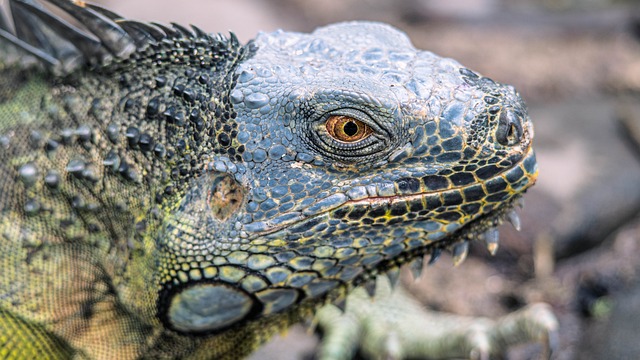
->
343, 121, 359, 137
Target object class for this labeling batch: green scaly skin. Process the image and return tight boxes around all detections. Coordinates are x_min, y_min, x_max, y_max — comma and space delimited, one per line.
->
0, 1, 555, 359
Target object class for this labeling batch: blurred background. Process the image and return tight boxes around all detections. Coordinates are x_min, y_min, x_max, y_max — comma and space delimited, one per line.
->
92, 1, 640, 359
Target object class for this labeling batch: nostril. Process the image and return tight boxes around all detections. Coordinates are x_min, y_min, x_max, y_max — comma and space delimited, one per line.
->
496, 110, 523, 146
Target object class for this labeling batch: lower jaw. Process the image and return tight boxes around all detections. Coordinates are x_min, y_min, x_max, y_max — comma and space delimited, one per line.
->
355, 193, 526, 289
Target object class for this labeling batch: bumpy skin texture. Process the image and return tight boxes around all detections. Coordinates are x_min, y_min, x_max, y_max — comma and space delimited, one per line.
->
0, 1, 538, 359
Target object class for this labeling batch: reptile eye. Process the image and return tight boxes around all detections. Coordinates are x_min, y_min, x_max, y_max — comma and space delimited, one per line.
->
325, 115, 373, 143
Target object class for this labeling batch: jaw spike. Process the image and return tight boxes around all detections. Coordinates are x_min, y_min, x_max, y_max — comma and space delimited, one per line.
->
427, 248, 442, 265
386, 268, 400, 289
333, 297, 347, 313
506, 210, 521, 231
303, 316, 319, 333
363, 279, 377, 298
408, 257, 424, 281
484, 228, 500, 255
451, 241, 469, 266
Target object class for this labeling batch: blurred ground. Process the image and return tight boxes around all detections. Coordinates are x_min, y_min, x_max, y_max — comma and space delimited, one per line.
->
93, 1, 640, 359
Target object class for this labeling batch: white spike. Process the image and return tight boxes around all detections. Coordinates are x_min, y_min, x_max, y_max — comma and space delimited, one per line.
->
386, 268, 400, 289
427, 248, 442, 265
409, 257, 424, 281
484, 228, 500, 255
363, 279, 376, 298
452, 241, 469, 266
507, 210, 521, 231
302, 317, 317, 331
333, 297, 346, 312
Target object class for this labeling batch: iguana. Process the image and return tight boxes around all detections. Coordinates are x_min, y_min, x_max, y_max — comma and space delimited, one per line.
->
0, 0, 557, 359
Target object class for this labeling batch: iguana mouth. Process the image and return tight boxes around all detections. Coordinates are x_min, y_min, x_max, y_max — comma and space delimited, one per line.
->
245, 145, 537, 238
345, 192, 528, 303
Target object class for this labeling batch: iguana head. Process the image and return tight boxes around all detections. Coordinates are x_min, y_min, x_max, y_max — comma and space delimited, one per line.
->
160, 23, 536, 333
1, 0, 535, 338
